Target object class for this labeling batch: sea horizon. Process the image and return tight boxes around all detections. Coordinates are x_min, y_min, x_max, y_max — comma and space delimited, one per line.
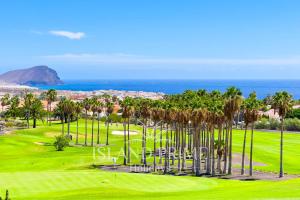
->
37, 79, 300, 99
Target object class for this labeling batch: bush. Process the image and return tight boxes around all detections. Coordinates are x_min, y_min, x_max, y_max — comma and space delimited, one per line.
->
13, 120, 27, 128
284, 118, 300, 131
4, 120, 27, 128
4, 121, 14, 128
286, 108, 300, 119
269, 118, 280, 130
255, 118, 270, 129
53, 135, 70, 151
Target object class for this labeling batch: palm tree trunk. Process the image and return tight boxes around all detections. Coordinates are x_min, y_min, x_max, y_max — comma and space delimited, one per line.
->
228, 122, 233, 174
27, 111, 30, 129
84, 110, 88, 146
153, 121, 157, 172
195, 125, 201, 176
249, 123, 254, 176
211, 126, 215, 176
159, 123, 163, 164
223, 124, 229, 174
177, 146, 181, 173
76, 114, 79, 144
61, 114, 64, 135
91, 114, 94, 146
182, 126, 186, 170
142, 119, 148, 166
127, 118, 130, 163
67, 115, 71, 136
33, 118, 36, 128
49, 103, 52, 126
141, 123, 145, 164
97, 113, 100, 144
217, 125, 222, 174
206, 128, 210, 174
279, 118, 284, 178
123, 121, 127, 165
106, 117, 110, 145
164, 124, 169, 174
241, 125, 248, 175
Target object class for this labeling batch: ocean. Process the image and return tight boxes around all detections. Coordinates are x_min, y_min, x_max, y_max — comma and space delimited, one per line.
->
37, 80, 300, 99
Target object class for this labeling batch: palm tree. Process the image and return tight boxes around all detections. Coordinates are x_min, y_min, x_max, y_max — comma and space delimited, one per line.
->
241, 92, 261, 175
7, 96, 20, 119
30, 97, 44, 128
96, 102, 103, 145
1, 94, 10, 113
150, 100, 162, 172
105, 101, 114, 145
241, 99, 250, 175
64, 99, 75, 137
140, 98, 151, 166
272, 91, 293, 178
83, 98, 91, 146
74, 102, 82, 144
45, 89, 57, 125
90, 97, 99, 146
23, 93, 34, 128
224, 87, 243, 174
248, 93, 261, 176
56, 98, 66, 135
121, 97, 135, 164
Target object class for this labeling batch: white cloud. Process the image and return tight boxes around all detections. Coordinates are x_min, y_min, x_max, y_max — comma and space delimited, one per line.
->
49, 30, 85, 40
42, 53, 300, 65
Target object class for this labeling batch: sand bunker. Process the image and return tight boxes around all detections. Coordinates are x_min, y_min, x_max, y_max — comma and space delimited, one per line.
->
112, 130, 139, 135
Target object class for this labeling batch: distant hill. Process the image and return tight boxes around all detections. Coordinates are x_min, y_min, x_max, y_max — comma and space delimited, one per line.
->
0, 66, 63, 86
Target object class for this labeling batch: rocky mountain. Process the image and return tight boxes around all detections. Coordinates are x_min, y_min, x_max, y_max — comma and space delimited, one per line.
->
0, 66, 63, 86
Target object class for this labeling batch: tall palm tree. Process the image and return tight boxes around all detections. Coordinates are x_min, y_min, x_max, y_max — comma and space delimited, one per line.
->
83, 98, 91, 146
64, 99, 75, 136
224, 87, 243, 174
55, 98, 66, 135
150, 100, 162, 172
74, 102, 82, 144
140, 98, 151, 166
121, 97, 134, 165
248, 93, 261, 176
30, 97, 44, 128
241, 92, 261, 175
23, 93, 34, 128
241, 99, 251, 175
105, 101, 114, 145
45, 89, 57, 125
97, 102, 104, 145
272, 91, 293, 178
90, 97, 99, 146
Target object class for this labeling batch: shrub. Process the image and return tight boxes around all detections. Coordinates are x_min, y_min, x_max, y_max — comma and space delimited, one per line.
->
255, 118, 270, 129
53, 135, 70, 151
13, 120, 27, 128
109, 113, 122, 123
286, 108, 300, 119
4, 121, 14, 128
284, 118, 300, 131
269, 118, 280, 130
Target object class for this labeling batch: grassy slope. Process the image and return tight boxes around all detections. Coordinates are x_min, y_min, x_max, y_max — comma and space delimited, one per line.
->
0, 120, 300, 199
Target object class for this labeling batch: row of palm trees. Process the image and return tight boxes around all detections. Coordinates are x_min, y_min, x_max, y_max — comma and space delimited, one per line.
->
1, 92, 45, 128
54, 96, 115, 147
119, 88, 293, 178
1, 88, 293, 178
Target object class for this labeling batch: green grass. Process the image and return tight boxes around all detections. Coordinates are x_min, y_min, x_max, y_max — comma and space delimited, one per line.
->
0, 120, 300, 199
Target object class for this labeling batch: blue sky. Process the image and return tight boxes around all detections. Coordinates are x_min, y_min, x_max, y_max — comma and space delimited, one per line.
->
1, 0, 300, 79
